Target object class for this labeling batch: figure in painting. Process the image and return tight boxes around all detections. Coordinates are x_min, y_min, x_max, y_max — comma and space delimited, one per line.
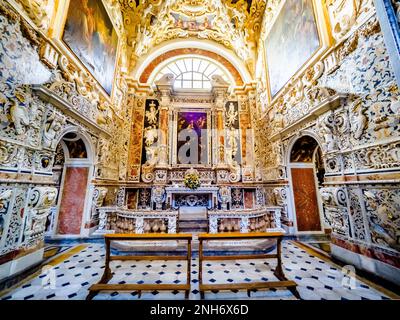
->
81, 0, 96, 55
177, 112, 208, 165
171, 12, 214, 31
196, 116, 206, 129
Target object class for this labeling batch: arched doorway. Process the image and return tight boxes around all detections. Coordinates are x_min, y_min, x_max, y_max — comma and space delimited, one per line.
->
288, 135, 325, 233
50, 131, 94, 237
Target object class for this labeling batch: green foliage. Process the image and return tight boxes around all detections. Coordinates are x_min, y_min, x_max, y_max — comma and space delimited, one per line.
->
183, 172, 201, 190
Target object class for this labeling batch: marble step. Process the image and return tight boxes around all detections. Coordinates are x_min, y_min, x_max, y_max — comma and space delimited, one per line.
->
179, 213, 208, 220
179, 221, 208, 228
179, 228, 208, 234
178, 221, 208, 233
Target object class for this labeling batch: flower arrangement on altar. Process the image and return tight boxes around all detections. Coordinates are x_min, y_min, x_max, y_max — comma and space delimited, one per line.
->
183, 170, 201, 190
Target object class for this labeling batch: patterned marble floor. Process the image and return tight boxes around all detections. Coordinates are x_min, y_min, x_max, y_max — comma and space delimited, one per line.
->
0, 241, 397, 300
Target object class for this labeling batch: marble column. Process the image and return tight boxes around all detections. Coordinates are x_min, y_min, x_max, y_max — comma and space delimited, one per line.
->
126, 86, 150, 182
158, 105, 169, 166
212, 82, 229, 166
216, 109, 225, 164
155, 75, 173, 167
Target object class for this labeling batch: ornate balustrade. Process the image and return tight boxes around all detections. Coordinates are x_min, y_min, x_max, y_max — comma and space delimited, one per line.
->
96, 207, 178, 234
96, 206, 282, 235
207, 207, 283, 234
144, 167, 247, 184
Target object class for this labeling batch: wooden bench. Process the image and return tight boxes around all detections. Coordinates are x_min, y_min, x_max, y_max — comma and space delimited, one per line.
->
198, 232, 300, 299
86, 233, 193, 300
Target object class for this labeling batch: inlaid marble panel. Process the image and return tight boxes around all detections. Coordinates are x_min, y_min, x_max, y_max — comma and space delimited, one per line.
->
244, 190, 254, 209
57, 167, 89, 235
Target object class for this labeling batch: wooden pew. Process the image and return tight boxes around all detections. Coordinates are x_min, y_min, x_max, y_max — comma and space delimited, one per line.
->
197, 232, 300, 299
86, 233, 192, 300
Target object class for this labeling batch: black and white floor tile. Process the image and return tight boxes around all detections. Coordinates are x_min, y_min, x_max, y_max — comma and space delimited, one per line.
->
0, 241, 393, 300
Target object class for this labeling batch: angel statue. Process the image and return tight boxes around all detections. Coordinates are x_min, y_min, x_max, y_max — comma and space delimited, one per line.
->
144, 125, 158, 147
145, 101, 158, 125
225, 102, 238, 128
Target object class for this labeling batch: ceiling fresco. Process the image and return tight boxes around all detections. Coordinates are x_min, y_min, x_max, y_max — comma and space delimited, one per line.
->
115, 0, 267, 75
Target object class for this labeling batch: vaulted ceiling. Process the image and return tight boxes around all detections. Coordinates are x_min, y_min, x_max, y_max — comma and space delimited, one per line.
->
116, 0, 267, 75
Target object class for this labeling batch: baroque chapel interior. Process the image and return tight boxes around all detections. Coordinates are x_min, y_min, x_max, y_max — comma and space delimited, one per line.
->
0, 0, 399, 301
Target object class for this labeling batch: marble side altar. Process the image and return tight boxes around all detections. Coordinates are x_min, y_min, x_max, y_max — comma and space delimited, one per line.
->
95, 206, 178, 234
208, 207, 283, 233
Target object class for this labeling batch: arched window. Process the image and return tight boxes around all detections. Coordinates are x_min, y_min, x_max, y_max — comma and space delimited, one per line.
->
154, 57, 230, 90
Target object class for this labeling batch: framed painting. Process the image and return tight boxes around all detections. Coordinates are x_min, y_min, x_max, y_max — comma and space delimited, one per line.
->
62, 0, 118, 96
175, 110, 210, 165
265, 0, 321, 99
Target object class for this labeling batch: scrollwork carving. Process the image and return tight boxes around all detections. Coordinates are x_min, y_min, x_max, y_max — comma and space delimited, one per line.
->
24, 187, 57, 248
91, 187, 108, 220
320, 187, 350, 235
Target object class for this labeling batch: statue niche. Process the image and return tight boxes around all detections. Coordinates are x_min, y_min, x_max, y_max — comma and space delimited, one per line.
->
142, 99, 160, 168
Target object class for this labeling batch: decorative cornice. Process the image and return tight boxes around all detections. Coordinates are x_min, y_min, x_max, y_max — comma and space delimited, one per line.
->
33, 86, 111, 138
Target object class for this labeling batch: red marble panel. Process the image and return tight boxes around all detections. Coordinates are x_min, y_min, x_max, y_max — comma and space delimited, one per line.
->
291, 168, 321, 232
240, 112, 250, 164
0, 250, 19, 265
244, 191, 254, 209
126, 190, 138, 209
57, 167, 89, 235
332, 236, 400, 269
127, 107, 144, 180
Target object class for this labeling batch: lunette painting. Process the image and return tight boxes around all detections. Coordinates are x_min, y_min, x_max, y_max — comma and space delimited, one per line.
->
62, 0, 118, 95
266, 0, 320, 98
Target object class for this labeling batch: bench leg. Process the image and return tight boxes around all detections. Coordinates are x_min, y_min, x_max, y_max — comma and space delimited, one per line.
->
185, 240, 191, 300
273, 268, 285, 280
275, 237, 285, 279
289, 286, 302, 300
86, 290, 99, 300
100, 267, 112, 283
199, 240, 204, 300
